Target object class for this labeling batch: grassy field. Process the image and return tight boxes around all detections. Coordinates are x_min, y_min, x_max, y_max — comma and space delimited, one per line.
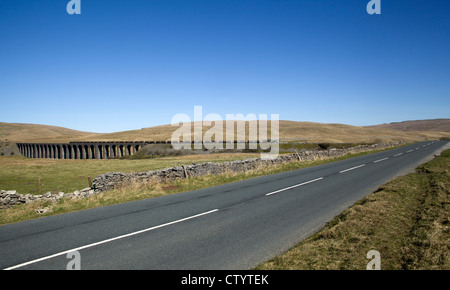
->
256, 149, 450, 270
0, 153, 263, 195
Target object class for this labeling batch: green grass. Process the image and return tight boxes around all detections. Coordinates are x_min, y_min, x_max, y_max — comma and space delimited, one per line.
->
0, 153, 262, 195
256, 149, 450, 270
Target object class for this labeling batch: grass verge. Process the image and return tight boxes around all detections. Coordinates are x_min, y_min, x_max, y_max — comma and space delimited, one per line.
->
256, 149, 450, 270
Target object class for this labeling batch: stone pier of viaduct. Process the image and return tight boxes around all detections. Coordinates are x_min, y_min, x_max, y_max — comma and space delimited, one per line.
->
16, 141, 169, 160
16, 140, 275, 160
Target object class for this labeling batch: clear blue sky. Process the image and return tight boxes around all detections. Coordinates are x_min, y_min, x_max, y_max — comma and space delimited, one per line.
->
1, 0, 449, 133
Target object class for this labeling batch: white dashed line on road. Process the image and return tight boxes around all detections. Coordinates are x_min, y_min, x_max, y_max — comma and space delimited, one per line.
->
266, 177, 324, 196
339, 164, 365, 174
374, 157, 389, 163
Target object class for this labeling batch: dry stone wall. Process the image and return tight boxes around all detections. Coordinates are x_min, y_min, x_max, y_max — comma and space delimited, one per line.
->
0, 188, 96, 210
92, 142, 403, 192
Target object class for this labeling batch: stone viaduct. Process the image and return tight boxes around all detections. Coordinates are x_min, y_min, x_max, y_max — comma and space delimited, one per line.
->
16, 141, 169, 160
16, 140, 274, 160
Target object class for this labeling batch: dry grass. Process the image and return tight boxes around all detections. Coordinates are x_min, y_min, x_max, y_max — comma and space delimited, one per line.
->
0, 122, 97, 143
79, 120, 450, 144
367, 119, 450, 132
2, 120, 449, 144
256, 149, 450, 270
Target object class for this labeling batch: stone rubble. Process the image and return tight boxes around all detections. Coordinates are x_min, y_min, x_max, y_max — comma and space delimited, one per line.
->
0, 142, 402, 210
0, 188, 95, 210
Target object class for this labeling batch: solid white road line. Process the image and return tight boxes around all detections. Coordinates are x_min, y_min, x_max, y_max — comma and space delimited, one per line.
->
374, 157, 389, 163
266, 177, 324, 196
339, 164, 365, 174
4, 209, 219, 270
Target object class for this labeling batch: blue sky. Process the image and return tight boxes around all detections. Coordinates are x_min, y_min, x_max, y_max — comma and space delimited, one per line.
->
0, 0, 449, 133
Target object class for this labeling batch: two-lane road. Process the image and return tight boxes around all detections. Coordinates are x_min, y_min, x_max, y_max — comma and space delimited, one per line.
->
1, 140, 448, 270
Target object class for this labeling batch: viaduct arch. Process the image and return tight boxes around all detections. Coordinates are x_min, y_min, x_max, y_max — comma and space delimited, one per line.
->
16, 141, 168, 160
16, 140, 273, 160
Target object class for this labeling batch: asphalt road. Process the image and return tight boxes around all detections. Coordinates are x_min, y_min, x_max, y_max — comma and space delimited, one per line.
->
1, 140, 448, 270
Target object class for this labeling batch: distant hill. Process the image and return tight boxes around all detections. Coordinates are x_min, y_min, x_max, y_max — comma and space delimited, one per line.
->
1, 120, 449, 144
366, 119, 450, 132
76, 120, 449, 144
0, 122, 97, 143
